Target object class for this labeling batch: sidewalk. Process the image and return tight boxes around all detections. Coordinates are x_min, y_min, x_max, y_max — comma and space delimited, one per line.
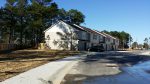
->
1, 52, 97, 84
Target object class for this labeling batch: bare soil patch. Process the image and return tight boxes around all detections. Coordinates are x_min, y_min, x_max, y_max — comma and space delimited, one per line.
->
0, 49, 81, 81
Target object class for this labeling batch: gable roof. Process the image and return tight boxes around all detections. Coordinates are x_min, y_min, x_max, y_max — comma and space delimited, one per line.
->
44, 20, 87, 32
44, 20, 63, 32
72, 24, 85, 31
44, 20, 118, 41
70, 24, 86, 31
76, 25, 100, 35
101, 32, 117, 39
93, 30, 107, 37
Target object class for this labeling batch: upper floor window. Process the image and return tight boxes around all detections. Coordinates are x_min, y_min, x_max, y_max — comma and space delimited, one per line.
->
99, 36, 102, 39
113, 39, 115, 43
99, 36, 102, 41
93, 34, 97, 40
82, 32, 86, 38
99, 37, 106, 42
116, 40, 119, 43
103, 37, 105, 41
107, 38, 110, 41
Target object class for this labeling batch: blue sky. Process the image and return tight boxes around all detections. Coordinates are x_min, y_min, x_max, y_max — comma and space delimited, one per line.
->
0, 0, 150, 44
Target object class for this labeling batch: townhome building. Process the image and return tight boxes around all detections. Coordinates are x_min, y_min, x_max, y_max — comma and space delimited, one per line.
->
44, 20, 90, 51
44, 20, 119, 51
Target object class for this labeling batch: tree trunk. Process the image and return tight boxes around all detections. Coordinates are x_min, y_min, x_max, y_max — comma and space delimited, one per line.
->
8, 14, 14, 44
20, 16, 23, 46
8, 27, 12, 44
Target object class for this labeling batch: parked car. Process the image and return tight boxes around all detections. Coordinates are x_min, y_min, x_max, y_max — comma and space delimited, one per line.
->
89, 46, 105, 52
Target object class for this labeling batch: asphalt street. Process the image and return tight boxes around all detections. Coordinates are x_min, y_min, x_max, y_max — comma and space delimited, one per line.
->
61, 50, 150, 84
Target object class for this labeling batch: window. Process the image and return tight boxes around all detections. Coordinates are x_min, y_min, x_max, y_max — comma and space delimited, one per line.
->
99, 36, 102, 39
82, 32, 86, 39
113, 39, 115, 44
46, 35, 50, 40
107, 38, 110, 42
99, 36, 105, 42
93, 34, 97, 40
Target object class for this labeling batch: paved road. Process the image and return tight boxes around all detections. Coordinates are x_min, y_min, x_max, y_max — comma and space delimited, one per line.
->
61, 50, 150, 84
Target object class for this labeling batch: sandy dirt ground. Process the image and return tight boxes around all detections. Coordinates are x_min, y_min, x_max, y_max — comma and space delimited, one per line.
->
0, 49, 81, 82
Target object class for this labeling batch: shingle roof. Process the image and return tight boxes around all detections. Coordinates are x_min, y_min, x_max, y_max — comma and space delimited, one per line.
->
44, 20, 62, 32
44, 20, 118, 41
76, 25, 100, 34
93, 30, 107, 37
44, 20, 87, 32
101, 32, 118, 39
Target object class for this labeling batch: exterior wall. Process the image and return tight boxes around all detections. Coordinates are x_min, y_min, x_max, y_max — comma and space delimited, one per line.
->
106, 38, 119, 51
99, 36, 105, 43
99, 35, 106, 50
45, 21, 90, 51
76, 31, 90, 41
115, 39, 119, 50
100, 32, 120, 51
105, 37, 111, 50
78, 41, 90, 51
89, 33, 100, 47
105, 37, 118, 50
45, 21, 78, 50
77, 31, 90, 50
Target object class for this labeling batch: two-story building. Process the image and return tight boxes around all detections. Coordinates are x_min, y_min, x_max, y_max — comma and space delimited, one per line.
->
44, 20, 90, 50
44, 20, 119, 51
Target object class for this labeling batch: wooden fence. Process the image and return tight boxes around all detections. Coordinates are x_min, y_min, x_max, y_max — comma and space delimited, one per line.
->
0, 44, 17, 51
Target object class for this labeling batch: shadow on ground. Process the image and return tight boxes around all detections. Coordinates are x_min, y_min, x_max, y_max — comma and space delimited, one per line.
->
84, 52, 150, 66
61, 51, 150, 84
